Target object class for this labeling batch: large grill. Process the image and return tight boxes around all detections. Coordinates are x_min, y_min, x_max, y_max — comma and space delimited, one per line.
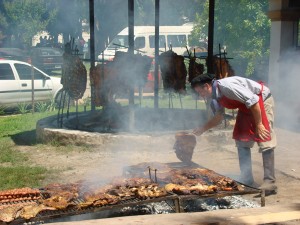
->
1, 164, 264, 224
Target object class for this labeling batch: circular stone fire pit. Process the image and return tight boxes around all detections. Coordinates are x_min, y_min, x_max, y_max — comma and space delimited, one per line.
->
36, 107, 207, 145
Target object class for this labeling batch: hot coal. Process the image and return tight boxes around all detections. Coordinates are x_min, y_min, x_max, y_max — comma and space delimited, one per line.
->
105, 195, 259, 217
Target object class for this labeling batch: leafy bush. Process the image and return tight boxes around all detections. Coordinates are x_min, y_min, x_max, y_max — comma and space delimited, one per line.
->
17, 102, 30, 114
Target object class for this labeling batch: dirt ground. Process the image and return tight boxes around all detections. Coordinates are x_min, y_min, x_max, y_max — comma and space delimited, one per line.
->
16, 126, 300, 209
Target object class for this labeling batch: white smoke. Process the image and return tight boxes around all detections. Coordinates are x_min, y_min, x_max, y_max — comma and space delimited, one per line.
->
270, 50, 300, 132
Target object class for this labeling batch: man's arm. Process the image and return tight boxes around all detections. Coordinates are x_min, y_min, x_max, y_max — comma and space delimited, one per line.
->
249, 102, 270, 140
193, 112, 223, 136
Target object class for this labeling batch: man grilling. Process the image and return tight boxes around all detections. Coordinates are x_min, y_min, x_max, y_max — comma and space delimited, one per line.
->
191, 73, 277, 196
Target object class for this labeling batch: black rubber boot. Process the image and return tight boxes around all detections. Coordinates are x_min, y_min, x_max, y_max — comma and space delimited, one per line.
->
260, 148, 277, 196
237, 147, 255, 186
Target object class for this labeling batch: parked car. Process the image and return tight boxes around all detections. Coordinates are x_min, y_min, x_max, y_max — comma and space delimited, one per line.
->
0, 48, 31, 63
30, 47, 63, 73
0, 59, 63, 108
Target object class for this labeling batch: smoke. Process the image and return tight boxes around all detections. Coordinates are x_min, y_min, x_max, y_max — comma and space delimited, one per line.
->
77, 132, 177, 189
269, 50, 300, 132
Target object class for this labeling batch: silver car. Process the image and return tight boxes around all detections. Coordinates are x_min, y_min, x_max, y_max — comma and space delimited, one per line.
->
0, 60, 63, 107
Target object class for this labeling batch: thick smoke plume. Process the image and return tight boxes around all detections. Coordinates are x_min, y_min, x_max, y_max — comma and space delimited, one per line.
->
270, 50, 300, 132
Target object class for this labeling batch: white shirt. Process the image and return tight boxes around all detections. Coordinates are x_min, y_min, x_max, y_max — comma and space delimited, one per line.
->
212, 76, 271, 111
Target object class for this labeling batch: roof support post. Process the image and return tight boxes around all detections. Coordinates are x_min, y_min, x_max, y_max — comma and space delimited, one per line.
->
128, 0, 135, 130
154, 0, 160, 109
89, 0, 96, 111
207, 0, 215, 74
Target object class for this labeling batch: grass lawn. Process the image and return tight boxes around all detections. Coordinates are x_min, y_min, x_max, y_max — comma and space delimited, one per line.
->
0, 112, 56, 190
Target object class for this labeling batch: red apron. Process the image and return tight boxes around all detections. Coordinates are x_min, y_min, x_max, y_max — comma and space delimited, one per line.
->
218, 83, 271, 142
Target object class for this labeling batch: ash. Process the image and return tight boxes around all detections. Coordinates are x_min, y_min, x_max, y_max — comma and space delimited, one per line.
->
109, 196, 260, 217
183, 196, 260, 212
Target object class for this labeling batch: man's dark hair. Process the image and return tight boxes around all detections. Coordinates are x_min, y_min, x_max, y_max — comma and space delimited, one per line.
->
191, 73, 215, 88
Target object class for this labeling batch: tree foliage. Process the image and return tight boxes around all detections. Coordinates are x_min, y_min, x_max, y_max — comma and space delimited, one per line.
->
46, 0, 88, 43
191, 0, 270, 76
0, 0, 56, 47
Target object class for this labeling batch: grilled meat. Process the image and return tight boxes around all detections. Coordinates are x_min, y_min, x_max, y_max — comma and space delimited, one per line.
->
62, 53, 87, 100
159, 50, 187, 93
20, 203, 56, 220
165, 183, 190, 195
0, 202, 35, 223
165, 182, 216, 195
162, 168, 242, 194
188, 57, 204, 83
173, 132, 197, 163
42, 195, 76, 210
0, 187, 41, 203
41, 182, 81, 210
134, 184, 167, 199
79, 192, 120, 209
90, 52, 152, 107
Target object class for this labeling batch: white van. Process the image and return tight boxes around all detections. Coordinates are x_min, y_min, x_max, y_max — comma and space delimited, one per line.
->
98, 25, 193, 61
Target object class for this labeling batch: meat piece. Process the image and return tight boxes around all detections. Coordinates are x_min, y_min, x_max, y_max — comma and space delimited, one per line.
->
43, 182, 81, 199
0, 202, 35, 223
124, 177, 153, 188
41, 184, 80, 210
20, 203, 56, 220
0, 187, 41, 203
173, 132, 197, 163
62, 52, 87, 100
188, 57, 204, 83
162, 168, 242, 194
165, 183, 190, 195
212, 55, 235, 79
189, 184, 217, 195
81, 193, 120, 208
93, 194, 119, 206
135, 184, 167, 199
90, 63, 118, 107
91, 52, 152, 107
159, 50, 187, 93
42, 195, 76, 210
0, 205, 23, 222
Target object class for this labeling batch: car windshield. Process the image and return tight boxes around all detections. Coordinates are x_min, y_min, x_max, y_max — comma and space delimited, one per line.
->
107, 35, 128, 49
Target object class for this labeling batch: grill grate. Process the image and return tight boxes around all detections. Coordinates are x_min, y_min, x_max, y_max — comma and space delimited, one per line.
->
6, 185, 262, 224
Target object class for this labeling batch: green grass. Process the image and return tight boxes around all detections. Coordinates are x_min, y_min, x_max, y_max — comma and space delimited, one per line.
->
0, 141, 28, 164
0, 105, 102, 190
0, 112, 56, 139
0, 166, 47, 190
0, 112, 57, 189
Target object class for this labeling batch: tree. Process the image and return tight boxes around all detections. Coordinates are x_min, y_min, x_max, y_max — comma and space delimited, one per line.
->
191, 0, 270, 77
1, 0, 56, 48
46, 0, 88, 45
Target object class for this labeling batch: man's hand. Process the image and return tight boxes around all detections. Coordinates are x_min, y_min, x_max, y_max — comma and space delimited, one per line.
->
192, 112, 223, 136
256, 123, 270, 140
193, 127, 204, 136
